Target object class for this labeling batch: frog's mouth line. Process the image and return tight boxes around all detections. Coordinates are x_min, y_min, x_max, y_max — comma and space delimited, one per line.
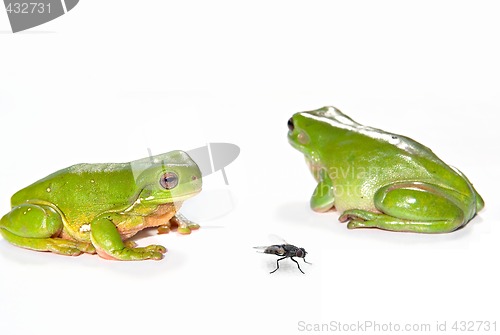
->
159, 189, 202, 203
136, 189, 202, 205
169, 190, 202, 202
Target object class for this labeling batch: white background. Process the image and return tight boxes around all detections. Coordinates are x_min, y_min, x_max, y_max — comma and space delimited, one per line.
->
1, 1, 499, 334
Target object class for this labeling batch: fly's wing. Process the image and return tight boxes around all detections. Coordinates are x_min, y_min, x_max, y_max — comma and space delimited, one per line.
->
268, 234, 290, 246
253, 246, 270, 253
253, 245, 286, 256
254, 234, 293, 256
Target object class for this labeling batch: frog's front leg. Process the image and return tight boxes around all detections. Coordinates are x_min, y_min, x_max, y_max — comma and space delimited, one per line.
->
339, 182, 465, 233
91, 214, 166, 261
0, 204, 95, 255
310, 171, 335, 212
165, 213, 200, 235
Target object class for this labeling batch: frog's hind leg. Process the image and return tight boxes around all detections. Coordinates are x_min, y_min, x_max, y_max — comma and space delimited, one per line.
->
0, 204, 94, 255
339, 183, 466, 233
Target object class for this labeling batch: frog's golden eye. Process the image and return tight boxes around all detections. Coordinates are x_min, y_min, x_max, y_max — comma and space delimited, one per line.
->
160, 172, 178, 190
287, 117, 294, 132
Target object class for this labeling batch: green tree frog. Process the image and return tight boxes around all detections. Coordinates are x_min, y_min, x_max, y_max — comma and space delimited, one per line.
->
0, 151, 202, 260
288, 106, 484, 233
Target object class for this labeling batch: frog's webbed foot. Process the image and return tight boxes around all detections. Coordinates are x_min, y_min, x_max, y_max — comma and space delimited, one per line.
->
78, 241, 96, 254
105, 244, 167, 261
340, 209, 438, 232
159, 213, 199, 235
124, 240, 137, 248
157, 222, 172, 235
44, 240, 95, 256
91, 217, 166, 261
339, 209, 392, 229
121, 241, 166, 256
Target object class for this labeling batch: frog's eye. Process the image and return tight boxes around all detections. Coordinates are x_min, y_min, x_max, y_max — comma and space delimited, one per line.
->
287, 117, 294, 132
160, 172, 178, 190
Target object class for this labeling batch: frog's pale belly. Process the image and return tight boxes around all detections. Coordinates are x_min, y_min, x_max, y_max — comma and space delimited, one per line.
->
334, 198, 378, 214
59, 203, 180, 241
119, 203, 179, 239
331, 178, 379, 213
333, 189, 378, 213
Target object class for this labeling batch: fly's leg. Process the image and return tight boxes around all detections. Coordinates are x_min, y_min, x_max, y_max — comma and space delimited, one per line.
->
290, 257, 305, 274
270, 256, 287, 274
303, 257, 312, 265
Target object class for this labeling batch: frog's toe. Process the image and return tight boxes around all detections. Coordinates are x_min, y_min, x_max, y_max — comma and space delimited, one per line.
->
188, 223, 200, 230
169, 214, 199, 235
80, 243, 96, 254
68, 249, 84, 256
145, 245, 167, 260
347, 219, 369, 229
124, 241, 137, 248
157, 226, 171, 234
121, 245, 167, 260
150, 252, 164, 260
48, 239, 94, 256
340, 210, 385, 229
339, 209, 378, 222
144, 244, 167, 254
178, 223, 200, 235
177, 227, 192, 235
52, 246, 84, 256
144, 250, 165, 260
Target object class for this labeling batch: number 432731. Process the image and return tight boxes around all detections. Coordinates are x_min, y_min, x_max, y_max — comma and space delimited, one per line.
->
6, 2, 51, 14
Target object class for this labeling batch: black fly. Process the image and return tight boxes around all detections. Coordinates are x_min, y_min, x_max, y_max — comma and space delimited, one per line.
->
254, 241, 311, 274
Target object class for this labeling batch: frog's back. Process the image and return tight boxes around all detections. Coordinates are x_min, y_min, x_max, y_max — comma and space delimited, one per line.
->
11, 162, 138, 220
373, 133, 476, 196
352, 129, 470, 179
330, 130, 479, 211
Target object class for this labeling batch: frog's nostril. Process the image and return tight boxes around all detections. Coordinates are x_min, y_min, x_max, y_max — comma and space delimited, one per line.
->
191, 175, 197, 181
288, 118, 294, 132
